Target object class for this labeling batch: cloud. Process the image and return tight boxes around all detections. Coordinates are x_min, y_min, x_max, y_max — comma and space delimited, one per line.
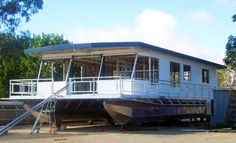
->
215, 0, 236, 6
188, 10, 214, 23
66, 9, 222, 63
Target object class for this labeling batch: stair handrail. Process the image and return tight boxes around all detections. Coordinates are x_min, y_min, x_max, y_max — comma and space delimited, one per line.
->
0, 84, 68, 135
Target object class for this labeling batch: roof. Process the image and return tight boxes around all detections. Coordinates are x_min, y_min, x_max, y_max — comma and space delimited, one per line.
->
25, 41, 225, 69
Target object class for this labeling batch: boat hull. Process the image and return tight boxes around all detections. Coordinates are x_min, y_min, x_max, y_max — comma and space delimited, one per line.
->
0, 98, 210, 126
55, 99, 112, 124
103, 98, 209, 125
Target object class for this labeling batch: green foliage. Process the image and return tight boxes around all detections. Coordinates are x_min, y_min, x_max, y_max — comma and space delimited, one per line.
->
31, 33, 70, 47
221, 13, 236, 89
0, 0, 43, 31
217, 67, 232, 88
29, 33, 70, 81
0, 32, 70, 98
233, 14, 236, 22
0, 32, 31, 97
224, 13, 236, 70
224, 35, 236, 70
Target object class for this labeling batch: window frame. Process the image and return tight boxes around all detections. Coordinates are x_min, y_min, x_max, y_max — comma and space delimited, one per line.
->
150, 57, 159, 83
170, 61, 180, 86
183, 64, 191, 81
202, 68, 210, 84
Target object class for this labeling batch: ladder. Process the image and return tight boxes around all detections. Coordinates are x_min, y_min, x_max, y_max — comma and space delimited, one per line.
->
31, 85, 68, 134
0, 84, 67, 136
31, 96, 57, 134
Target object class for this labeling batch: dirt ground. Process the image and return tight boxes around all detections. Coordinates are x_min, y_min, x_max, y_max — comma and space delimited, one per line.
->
1, 124, 236, 143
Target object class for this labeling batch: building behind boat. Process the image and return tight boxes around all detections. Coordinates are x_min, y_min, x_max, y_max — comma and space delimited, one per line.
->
1, 42, 225, 126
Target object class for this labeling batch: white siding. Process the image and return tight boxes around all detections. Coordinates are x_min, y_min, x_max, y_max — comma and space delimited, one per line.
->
140, 49, 218, 88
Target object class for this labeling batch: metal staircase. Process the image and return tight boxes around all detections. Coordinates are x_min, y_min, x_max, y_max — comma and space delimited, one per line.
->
31, 97, 57, 134
0, 85, 67, 135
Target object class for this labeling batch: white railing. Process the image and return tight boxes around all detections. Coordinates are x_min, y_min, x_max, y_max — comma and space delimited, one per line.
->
68, 76, 125, 95
9, 76, 215, 100
10, 78, 52, 97
68, 76, 215, 99
130, 80, 215, 99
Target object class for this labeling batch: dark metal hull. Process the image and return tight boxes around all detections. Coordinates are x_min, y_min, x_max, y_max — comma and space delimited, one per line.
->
103, 98, 209, 125
0, 98, 210, 126
55, 99, 112, 124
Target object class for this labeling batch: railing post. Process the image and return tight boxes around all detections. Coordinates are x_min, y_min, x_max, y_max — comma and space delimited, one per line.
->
20, 82, 23, 96
119, 76, 122, 96
69, 78, 72, 95
9, 80, 12, 98
92, 77, 95, 95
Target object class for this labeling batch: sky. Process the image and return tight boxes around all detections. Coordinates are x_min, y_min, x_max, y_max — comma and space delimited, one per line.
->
18, 0, 236, 64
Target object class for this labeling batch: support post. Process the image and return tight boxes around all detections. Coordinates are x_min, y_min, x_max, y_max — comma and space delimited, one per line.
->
131, 54, 138, 79
149, 57, 151, 82
37, 60, 43, 82
65, 58, 72, 82
51, 62, 54, 94
62, 62, 65, 81
80, 66, 83, 81
98, 55, 104, 80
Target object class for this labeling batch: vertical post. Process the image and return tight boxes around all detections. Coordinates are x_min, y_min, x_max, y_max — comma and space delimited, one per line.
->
92, 77, 95, 95
37, 60, 43, 82
9, 80, 11, 98
80, 66, 83, 81
98, 55, 104, 80
51, 62, 54, 94
131, 54, 138, 79
119, 76, 122, 96
65, 58, 72, 82
62, 62, 65, 81
69, 78, 72, 95
149, 57, 151, 82
65, 58, 73, 95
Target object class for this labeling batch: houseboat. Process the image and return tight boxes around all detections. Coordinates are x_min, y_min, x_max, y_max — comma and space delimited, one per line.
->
5, 42, 225, 126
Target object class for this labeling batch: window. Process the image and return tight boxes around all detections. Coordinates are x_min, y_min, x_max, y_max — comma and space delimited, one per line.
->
202, 69, 209, 83
150, 58, 159, 83
183, 65, 191, 81
135, 56, 149, 80
102, 55, 135, 77
170, 62, 180, 86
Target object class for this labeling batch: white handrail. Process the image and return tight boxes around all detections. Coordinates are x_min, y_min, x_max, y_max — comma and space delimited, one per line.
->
9, 76, 215, 100
9, 78, 53, 97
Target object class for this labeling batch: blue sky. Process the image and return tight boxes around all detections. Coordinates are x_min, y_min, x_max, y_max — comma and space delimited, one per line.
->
18, 0, 236, 64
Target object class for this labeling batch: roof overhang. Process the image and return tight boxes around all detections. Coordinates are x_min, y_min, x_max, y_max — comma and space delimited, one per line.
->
24, 42, 226, 69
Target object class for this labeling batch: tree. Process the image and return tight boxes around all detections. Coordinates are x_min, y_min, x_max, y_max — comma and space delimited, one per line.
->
233, 14, 236, 22
222, 13, 236, 89
0, 32, 31, 97
0, 0, 43, 31
0, 33, 70, 98
20, 33, 70, 80
224, 13, 236, 69
224, 35, 236, 70
217, 67, 233, 88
